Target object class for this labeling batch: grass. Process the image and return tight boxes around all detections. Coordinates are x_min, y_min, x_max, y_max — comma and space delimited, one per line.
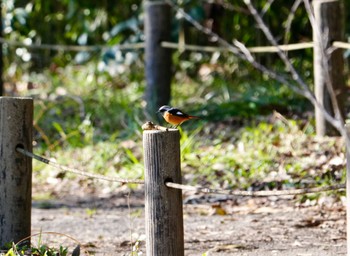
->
182, 117, 345, 190
2, 231, 77, 256
11, 62, 344, 198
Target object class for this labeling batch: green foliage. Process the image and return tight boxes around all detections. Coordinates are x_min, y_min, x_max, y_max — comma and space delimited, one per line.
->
3, 0, 144, 76
172, 63, 310, 121
30, 244, 68, 256
22, 60, 343, 197
4, 241, 68, 256
2, 0, 345, 199
29, 63, 144, 151
0, 2, 345, 255
181, 117, 345, 192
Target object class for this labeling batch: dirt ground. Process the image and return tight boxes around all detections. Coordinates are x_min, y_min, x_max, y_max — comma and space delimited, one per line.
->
31, 187, 346, 256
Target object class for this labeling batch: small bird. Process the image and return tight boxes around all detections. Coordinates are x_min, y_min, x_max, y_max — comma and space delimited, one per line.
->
157, 105, 199, 127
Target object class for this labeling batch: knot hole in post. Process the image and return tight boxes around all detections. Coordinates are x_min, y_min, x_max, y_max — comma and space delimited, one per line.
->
15, 143, 25, 153
164, 177, 173, 188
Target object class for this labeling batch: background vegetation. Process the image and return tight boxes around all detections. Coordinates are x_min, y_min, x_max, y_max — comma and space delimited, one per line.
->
2, 0, 349, 195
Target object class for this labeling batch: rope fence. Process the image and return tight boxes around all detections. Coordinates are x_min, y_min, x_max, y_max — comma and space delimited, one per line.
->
16, 147, 144, 184
165, 181, 345, 197
1, 37, 350, 54
0, 38, 144, 52
161, 41, 316, 53
2, 97, 348, 254
333, 41, 350, 50
16, 146, 345, 197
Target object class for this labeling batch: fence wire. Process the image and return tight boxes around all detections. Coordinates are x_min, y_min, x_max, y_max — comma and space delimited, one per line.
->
17, 147, 345, 197
161, 41, 315, 53
0, 37, 144, 52
165, 182, 345, 197
1, 36, 350, 54
16, 147, 144, 184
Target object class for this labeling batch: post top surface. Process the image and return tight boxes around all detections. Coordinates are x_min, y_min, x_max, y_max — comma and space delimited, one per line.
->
143, 128, 178, 134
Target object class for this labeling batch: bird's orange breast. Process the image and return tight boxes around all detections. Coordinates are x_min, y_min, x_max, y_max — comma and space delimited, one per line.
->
163, 111, 190, 125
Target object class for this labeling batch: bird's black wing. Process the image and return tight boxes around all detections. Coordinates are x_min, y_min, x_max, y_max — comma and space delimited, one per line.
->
168, 107, 189, 117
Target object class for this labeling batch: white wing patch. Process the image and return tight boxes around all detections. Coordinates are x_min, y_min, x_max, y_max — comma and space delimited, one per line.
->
175, 111, 185, 116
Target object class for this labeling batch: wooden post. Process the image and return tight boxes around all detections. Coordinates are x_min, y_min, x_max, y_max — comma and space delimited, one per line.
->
143, 129, 184, 256
0, 4, 3, 96
144, 1, 172, 114
0, 97, 33, 247
313, 0, 345, 136
346, 124, 350, 256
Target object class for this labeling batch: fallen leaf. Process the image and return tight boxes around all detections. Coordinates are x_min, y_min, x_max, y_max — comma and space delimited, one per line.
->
209, 204, 227, 216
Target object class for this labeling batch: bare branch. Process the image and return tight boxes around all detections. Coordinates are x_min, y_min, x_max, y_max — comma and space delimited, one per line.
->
243, 0, 343, 132
283, 0, 303, 47
260, 0, 275, 17
165, 0, 306, 95
165, 0, 344, 134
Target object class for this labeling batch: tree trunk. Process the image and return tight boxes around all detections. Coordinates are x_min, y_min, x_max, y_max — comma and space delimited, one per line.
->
313, 0, 346, 136
144, 1, 172, 114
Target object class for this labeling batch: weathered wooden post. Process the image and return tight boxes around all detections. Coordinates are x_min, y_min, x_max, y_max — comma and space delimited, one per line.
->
143, 129, 184, 256
0, 4, 3, 96
0, 97, 33, 247
346, 124, 350, 256
313, 0, 345, 136
144, 0, 172, 114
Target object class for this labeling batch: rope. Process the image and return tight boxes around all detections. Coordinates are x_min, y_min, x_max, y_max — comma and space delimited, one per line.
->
4, 37, 312, 53
16, 147, 144, 184
332, 41, 350, 50
0, 37, 144, 52
1, 37, 348, 54
165, 182, 345, 197
16, 147, 345, 196
161, 41, 315, 53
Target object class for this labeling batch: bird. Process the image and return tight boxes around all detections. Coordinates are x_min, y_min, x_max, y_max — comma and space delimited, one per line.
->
157, 105, 199, 128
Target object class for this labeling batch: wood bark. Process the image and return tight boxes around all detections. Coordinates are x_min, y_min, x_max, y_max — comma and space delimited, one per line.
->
143, 129, 184, 256
346, 124, 350, 256
0, 97, 33, 247
0, 5, 3, 96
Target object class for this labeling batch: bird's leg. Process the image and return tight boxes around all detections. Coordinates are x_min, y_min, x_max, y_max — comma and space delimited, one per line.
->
175, 121, 184, 129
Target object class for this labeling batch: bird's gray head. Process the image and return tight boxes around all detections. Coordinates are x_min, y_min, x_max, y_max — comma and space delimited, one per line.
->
157, 105, 172, 113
